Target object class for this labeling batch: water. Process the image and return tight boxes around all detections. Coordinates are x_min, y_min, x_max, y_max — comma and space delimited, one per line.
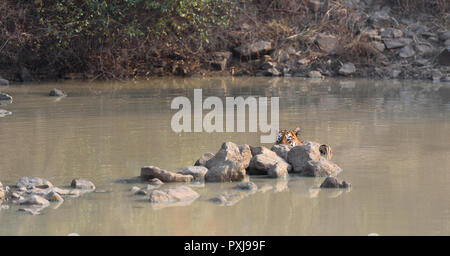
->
0, 77, 449, 236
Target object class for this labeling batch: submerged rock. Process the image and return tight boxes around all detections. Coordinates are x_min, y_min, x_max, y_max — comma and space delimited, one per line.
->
194, 152, 214, 166
234, 181, 258, 191
17, 177, 53, 189
141, 166, 193, 182
149, 186, 199, 204
71, 178, 95, 190
177, 166, 208, 180
209, 192, 246, 206
49, 88, 67, 97
320, 176, 351, 188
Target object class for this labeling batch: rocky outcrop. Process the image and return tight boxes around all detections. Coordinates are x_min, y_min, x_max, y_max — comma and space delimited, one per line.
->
204, 142, 250, 182
177, 166, 208, 180
149, 186, 199, 204
320, 176, 351, 188
141, 166, 194, 182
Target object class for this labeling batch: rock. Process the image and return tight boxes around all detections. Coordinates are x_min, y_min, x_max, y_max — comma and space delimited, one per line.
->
234, 41, 272, 59
308, 71, 323, 78
338, 63, 356, 76
0, 78, 9, 86
70, 178, 95, 190
45, 191, 64, 202
298, 58, 310, 65
416, 44, 434, 55
271, 144, 292, 161
130, 186, 140, 194
211, 51, 232, 71
177, 166, 208, 180
271, 49, 290, 63
19, 195, 50, 206
320, 176, 351, 188
383, 38, 412, 49
371, 41, 385, 52
204, 142, 249, 182
194, 152, 215, 166
250, 146, 277, 157
380, 28, 403, 38
440, 31, 450, 41
390, 69, 401, 78
209, 192, 245, 206
437, 47, 450, 66
398, 45, 415, 58
149, 186, 199, 204
315, 34, 339, 54
369, 10, 397, 28
430, 70, 442, 82
445, 39, 450, 47
18, 207, 42, 215
141, 166, 193, 182
287, 141, 321, 172
17, 177, 53, 189
130, 187, 147, 196
11, 192, 22, 200
149, 178, 164, 185
49, 88, 67, 97
248, 152, 291, 176
0, 92, 13, 102
264, 67, 281, 76
303, 158, 342, 177
234, 181, 257, 191
360, 28, 381, 41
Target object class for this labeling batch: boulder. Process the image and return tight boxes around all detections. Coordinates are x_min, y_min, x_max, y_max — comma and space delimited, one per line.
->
149, 178, 164, 185
271, 144, 292, 161
141, 166, 193, 182
19, 195, 50, 206
250, 146, 277, 157
383, 38, 412, 49
204, 142, 249, 182
234, 181, 258, 191
268, 163, 289, 178
194, 152, 214, 166
177, 166, 208, 180
45, 191, 64, 202
0, 78, 9, 86
49, 88, 67, 97
398, 45, 415, 58
234, 41, 273, 58
70, 178, 95, 190
17, 177, 53, 189
437, 47, 450, 66
248, 153, 291, 176
149, 186, 199, 204
320, 176, 351, 188
287, 141, 321, 172
303, 158, 342, 177
131, 186, 147, 196
315, 34, 339, 54
339, 63, 356, 76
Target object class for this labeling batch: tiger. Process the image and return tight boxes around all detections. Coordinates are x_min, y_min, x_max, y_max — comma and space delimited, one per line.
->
275, 127, 302, 147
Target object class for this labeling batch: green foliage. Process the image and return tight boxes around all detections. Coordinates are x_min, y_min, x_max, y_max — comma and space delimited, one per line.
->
33, 0, 234, 45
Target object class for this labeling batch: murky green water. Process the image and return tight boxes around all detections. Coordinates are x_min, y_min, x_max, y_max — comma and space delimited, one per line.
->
0, 77, 449, 235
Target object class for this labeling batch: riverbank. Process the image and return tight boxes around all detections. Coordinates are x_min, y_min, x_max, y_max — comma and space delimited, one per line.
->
0, 1, 449, 83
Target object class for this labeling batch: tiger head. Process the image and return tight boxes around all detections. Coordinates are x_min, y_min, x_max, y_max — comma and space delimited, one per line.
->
319, 144, 333, 160
275, 127, 302, 147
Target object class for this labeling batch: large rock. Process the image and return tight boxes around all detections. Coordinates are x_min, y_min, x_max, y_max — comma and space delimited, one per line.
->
17, 177, 53, 189
19, 195, 50, 206
204, 142, 249, 182
248, 153, 291, 177
149, 186, 199, 204
320, 176, 351, 188
141, 166, 193, 182
437, 47, 450, 66
234, 181, 258, 191
45, 191, 64, 202
234, 41, 272, 58
194, 152, 214, 166
383, 38, 412, 49
303, 158, 342, 177
71, 178, 95, 190
177, 166, 208, 180
0, 78, 9, 86
271, 144, 292, 161
287, 141, 321, 172
339, 63, 356, 76
250, 146, 277, 157
315, 34, 339, 54
0, 93, 13, 102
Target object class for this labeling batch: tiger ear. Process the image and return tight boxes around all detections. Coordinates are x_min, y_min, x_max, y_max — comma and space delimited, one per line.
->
294, 127, 302, 137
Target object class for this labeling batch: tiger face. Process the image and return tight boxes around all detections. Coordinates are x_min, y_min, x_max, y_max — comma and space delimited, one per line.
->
319, 144, 333, 160
275, 127, 302, 147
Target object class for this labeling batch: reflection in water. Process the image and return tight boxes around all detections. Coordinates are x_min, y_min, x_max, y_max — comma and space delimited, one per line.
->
0, 77, 449, 235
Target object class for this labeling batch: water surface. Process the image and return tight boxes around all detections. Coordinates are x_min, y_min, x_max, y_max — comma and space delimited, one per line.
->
0, 77, 449, 235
